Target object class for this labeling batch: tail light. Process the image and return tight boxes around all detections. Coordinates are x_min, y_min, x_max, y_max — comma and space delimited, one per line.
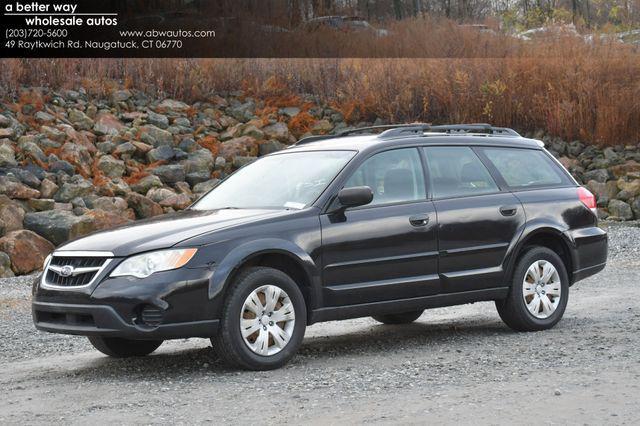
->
578, 187, 597, 215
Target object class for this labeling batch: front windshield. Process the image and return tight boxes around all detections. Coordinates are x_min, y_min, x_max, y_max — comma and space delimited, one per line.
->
192, 150, 355, 210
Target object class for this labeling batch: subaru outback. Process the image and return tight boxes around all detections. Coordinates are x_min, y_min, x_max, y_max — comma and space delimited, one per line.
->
32, 123, 608, 370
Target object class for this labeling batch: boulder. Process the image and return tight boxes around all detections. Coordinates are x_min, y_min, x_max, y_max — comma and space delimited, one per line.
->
28, 198, 56, 212
150, 164, 185, 184
611, 161, 640, 179
18, 140, 47, 164
114, 142, 137, 157
59, 142, 92, 176
193, 179, 220, 194
0, 143, 17, 167
0, 195, 25, 236
0, 230, 54, 275
608, 199, 633, 221
130, 174, 164, 194
233, 156, 257, 169
631, 198, 640, 220
259, 140, 286, 155
126, 192, 163, 219
139, 125, 173, 146
40, 125, 66, 143
83, 209, 131, 232
281, 107, 301, 118
93, 112, 124, 136
54, 178, 94, 202
616, 178, 640, 198
582, 169, 609, 183
219, 136, 259, 159
68, 109, 94, 131
586, 180, 619, 207
147, 144, 175, 163
0, 176, 40, 199
0, 252, 13, 278
91, 196, 134, 218
97, 155, 126, 178
147, 111, 169, 129
147, 187, 177, 203
242, 125, 264, 140
311, 119, 333, 135
158, 99, 190, 112
262, 122, 290, 142
159, 193, 192, 210
24, 210, 94, 245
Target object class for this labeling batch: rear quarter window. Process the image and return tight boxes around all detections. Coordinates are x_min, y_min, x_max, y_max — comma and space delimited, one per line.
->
480, 147, 571, 189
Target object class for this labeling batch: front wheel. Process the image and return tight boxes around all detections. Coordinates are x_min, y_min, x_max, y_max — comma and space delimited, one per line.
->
212, 267, 307, 370
496, 246, 569, 332
88, 336, 163, 357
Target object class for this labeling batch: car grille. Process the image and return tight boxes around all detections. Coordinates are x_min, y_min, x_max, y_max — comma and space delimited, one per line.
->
44, 256, 111, 288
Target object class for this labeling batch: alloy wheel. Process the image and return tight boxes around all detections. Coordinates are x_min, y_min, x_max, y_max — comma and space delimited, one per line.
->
240, 285, 296, 356
522, 260, 562, 319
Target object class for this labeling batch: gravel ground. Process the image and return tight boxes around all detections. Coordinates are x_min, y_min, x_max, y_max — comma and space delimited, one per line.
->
1, 222, 639, 425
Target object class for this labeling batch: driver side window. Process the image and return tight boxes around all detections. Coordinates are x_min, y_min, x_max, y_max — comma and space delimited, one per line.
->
343, 148, 426, 207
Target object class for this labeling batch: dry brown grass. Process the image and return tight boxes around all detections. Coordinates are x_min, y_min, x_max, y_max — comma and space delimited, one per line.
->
1, 20, 639, 146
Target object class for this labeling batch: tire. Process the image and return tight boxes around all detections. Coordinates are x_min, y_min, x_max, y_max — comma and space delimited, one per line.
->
496, 246, 569, 332
372, 310, 423, 325
88, 336, 163, 358
212, 267, 307, 371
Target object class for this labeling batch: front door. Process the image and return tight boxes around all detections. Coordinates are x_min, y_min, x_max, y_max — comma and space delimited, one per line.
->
423, 146, 525, 293
320, 147, 439, 307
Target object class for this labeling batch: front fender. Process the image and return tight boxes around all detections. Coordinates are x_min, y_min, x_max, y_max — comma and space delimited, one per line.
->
208, 238, 320, 302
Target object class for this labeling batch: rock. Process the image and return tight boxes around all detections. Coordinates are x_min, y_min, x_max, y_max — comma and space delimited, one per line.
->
8, 167, 41, 188
242, 125, 264, 140
98, 178, 130, 197
54, 178, 94, 202
219, 136, 259, 159
114, 142, 137, 157
0, 195, 25, 236
97, 141, 116, 154
159, 193, 192, 210
193, 179, 220, 194
179, 138, 199, 153
111, 89, 131, 102
126, 192, 164, 219
586, 180, 619, 207
0, 252, 13, 278
131, 141, 153, 154
219, 124, 244, 142
173, 117, 191, 127
582, 169, 609, 183
83, 209, 131, 232
311, 119, 333, 135
24, 210, 94, 245
185, 171, 211, 187
0, 230, 54, 274
147, 187, 177, 203
68, 109, 94, 131
130, 174, 164, 194
184, 149, 214, 174
48, 159, 75, 176
139, 125, 173, 146
567, 141, 585, 157
0, 176, 40, 199
631, 198, 640, 219
281, 107, 301, 118
93, 112, 124, 136
610, 161, 640, 178
603, 147, 619, 161
608, 199, 633, 220
39, 179, 59, 199
28, 198, 56, 212
158, 99, 190, 112
147, 111, 169, 129
616, 178, 640, 198
147, 145, 175, 162
0, 143, 17, 167
35, 111, 55, 123
40, 125, 66, 143
214, 156, 226, 170
233, 156, 257, 168
0, 127, 16, 139
18, 140, 47, 164
0, 115, 11, 127
97, 155, 126, 178
150, 164, 186, 184
262, 122, 290, 142
90, 196, 132, 217
259, 140, 286, 155
59, 142, 92, 176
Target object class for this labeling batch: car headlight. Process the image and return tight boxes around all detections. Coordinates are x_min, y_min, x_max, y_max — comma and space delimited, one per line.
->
110, 248, 198, 279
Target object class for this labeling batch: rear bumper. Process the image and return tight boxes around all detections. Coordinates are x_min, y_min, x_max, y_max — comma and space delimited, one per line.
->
33, 301, 219, 340
565, 226, 608, 284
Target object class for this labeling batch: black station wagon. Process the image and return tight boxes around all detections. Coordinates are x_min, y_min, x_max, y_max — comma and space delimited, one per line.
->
33, 124, 608, 370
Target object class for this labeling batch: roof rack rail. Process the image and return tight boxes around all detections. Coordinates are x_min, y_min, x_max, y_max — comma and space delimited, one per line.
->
294, 123, 521, 145
295, 123, 431, 145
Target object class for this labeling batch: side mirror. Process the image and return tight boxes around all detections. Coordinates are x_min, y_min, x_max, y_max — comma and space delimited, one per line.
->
337, 186, 373, 209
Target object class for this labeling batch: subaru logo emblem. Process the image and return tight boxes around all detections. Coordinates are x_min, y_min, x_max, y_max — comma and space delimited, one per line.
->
59, 265, 74, 277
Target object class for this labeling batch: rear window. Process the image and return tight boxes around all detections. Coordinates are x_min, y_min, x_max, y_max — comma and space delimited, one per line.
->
480, 148, 571, 188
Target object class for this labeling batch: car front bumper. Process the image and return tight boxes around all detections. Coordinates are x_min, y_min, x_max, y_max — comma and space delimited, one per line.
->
32, 265, 222, 340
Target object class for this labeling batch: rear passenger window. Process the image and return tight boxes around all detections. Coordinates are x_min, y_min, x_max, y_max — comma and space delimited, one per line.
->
481, 148, 569, 188
424, 147, 499, 199
344, 148, 426, 206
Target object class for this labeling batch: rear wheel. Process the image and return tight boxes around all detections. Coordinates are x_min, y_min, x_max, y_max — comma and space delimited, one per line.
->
88, 336, 163, 357
212, 267, 306, 370
496, 246, 569, 331
372, 310, 423, 325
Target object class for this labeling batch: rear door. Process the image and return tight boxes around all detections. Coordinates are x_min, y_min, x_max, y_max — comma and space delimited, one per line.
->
423, 146, 525, 293
320, 147, 439, 306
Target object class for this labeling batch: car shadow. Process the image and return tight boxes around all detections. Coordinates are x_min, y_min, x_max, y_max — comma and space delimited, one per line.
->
60, 318, 512, 379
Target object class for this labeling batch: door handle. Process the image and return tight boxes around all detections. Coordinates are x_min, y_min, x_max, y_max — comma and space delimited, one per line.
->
499, 205, 518, 216
409, 214, 430, 227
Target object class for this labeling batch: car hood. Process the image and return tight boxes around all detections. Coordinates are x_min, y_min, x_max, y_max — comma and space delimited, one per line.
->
57, 209, 289, 257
